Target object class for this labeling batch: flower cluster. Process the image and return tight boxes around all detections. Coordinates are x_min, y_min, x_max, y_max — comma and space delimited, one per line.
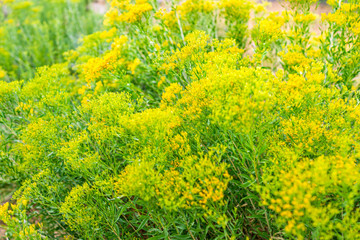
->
1, 0, 360, 239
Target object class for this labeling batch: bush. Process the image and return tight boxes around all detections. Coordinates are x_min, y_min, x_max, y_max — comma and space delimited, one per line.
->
0, 0, 360, 239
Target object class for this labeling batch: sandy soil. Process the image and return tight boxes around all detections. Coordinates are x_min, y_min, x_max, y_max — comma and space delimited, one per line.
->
0, 228, 5, 238
90, 0, 108, 14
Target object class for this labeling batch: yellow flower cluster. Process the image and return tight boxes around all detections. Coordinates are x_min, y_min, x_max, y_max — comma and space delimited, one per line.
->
115, 148, 231, 212
178, 0, 215, 17
0, 201, 44, 239
160, 31, 209, 75
280, 51, 312, 72
252, 12, 285, 49
60, 183, 100, 233
154, 8, 178, 29
218, 0, 253, 46
293, 12, 316, 23
0, 80, 21, 103
218, 0, 253, 20
263, 155, 360, 239
0, 67, 6, 79
322, 3, 360, 27
1, 0, 360, 239
258, 63, 360, 238
105, 0, 152, 25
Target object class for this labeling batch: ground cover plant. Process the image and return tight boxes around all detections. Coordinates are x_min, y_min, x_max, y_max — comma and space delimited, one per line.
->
0, 0, 360, 239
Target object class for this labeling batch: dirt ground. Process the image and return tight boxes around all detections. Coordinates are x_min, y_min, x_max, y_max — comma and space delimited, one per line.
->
268, 1, 331, 13
90, 0, 107, 14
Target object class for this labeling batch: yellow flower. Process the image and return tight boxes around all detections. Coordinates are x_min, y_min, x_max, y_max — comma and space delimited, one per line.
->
293, 13, 317, 23
161, 83, 182, 103
0, 67, 6, 79
127, 58, 141, 74
116, 0, 153, 23
158, 76, 166, 87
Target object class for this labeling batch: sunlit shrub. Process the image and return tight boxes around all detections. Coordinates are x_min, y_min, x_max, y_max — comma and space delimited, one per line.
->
1, 0, 360, 239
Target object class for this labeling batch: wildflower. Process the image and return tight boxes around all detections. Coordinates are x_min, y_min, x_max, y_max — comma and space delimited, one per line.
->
161, 83, 182, 103
0, 67, 6, 79
158, 76, 166, 87
127, 58, 141, 74
107, 0, 153, 24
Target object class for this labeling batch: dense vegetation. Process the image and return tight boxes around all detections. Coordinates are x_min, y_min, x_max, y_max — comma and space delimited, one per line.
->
0, 0, 360, 239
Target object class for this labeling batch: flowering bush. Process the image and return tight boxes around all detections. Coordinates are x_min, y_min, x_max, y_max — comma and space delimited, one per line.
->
0, 0, 360, 239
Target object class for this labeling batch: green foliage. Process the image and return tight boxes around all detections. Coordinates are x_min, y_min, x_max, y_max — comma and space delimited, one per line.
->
0, 0, 101, 81
0, 0, 360, 239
